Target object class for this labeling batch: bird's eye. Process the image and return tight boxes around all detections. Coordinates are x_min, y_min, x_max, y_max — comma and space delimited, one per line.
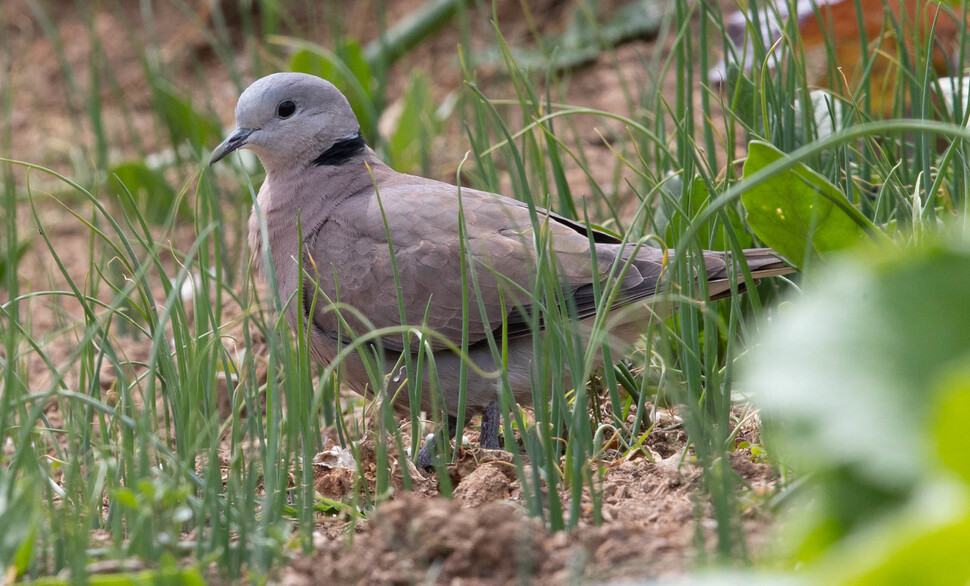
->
277, 100, 296, 118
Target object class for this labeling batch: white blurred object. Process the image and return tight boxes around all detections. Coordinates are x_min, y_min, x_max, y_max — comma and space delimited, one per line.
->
407, 433, 437, 457
179, 265, 224, 304
935, 77, 970, 125
795, 89, 843, 140
313, 444, 357, 470
710, 0, 844, 83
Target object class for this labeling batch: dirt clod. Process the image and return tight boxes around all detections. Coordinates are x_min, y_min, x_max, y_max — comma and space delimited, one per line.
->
448, 447, 516, 486
453, 463, 512, 507
293, 494, 545, 585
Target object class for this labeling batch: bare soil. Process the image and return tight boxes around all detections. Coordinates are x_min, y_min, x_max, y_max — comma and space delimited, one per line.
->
2, 0, 780, 583
294, 429, 775, 585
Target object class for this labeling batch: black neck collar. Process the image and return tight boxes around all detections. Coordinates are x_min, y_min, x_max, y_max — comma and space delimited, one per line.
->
312, 132, 366, 167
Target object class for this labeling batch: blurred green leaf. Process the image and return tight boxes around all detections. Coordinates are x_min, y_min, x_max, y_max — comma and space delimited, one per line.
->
0, 474, 37, 580
933, 371, 970, 485
819, 509, 970, 586
598, 0, 663, 46
747, 235, 970, 558
0, 239, 31, 284
687, 178, 753, 250
388, 72, 440, 174
655, 176, 753, 250
741, 141, 873, 267
150, 81, 221, 154
363, 0, 472, 68
112, 488, 139, 509
288, 43, 378, 142
31, 565, 206, 585
480, 0, 661, 71
725, 65, 761, 131
110, 161, 182, 225
341, 43, 374, 99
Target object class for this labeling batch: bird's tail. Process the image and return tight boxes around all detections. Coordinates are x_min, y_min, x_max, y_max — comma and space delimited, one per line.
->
704, 247, 794, 299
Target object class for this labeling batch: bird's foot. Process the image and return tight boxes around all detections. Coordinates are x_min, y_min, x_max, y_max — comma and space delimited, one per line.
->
479, 400, 501, 450
416, 434, 437, 469
416, 415, 459, 469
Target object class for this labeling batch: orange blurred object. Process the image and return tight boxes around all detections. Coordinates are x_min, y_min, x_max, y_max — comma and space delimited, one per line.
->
713, 0, 969, 115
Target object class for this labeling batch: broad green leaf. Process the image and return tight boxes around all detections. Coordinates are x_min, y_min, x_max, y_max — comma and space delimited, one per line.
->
747, 236, 970, 557
111, 488, 139, 509
150, 81, 221, 153
110, 161, 182, 225
819, 511, 970, 586
741, 141, 873, 268
388, 72, 440, 174
0, 476, 37, 580
656, 176, 753, 251
724, 65, 761, 131
933, 371, 970, 485
339, 41, 374, 98
11, 528, 33, 578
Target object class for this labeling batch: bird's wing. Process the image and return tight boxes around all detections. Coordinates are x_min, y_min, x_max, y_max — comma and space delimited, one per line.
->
301, 176, 658, 353
300, 172, 791, 354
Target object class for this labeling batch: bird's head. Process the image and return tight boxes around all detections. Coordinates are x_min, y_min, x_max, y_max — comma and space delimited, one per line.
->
209, 72, 362, 172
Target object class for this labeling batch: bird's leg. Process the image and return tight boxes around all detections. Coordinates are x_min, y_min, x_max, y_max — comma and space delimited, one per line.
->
416, 414, 459, 469
479, 400, 501, 450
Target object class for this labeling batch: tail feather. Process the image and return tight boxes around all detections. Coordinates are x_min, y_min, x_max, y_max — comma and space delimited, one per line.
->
705, 247, 794, 299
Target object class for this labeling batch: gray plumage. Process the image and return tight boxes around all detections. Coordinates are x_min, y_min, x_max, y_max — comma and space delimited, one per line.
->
211, 72, 792, 464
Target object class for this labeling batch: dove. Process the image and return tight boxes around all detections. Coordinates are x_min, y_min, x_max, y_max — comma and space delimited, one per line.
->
210, 72, 792, 468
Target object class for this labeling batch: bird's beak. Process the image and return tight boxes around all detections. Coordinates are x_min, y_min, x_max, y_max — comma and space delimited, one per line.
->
209, 127, 256, 166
